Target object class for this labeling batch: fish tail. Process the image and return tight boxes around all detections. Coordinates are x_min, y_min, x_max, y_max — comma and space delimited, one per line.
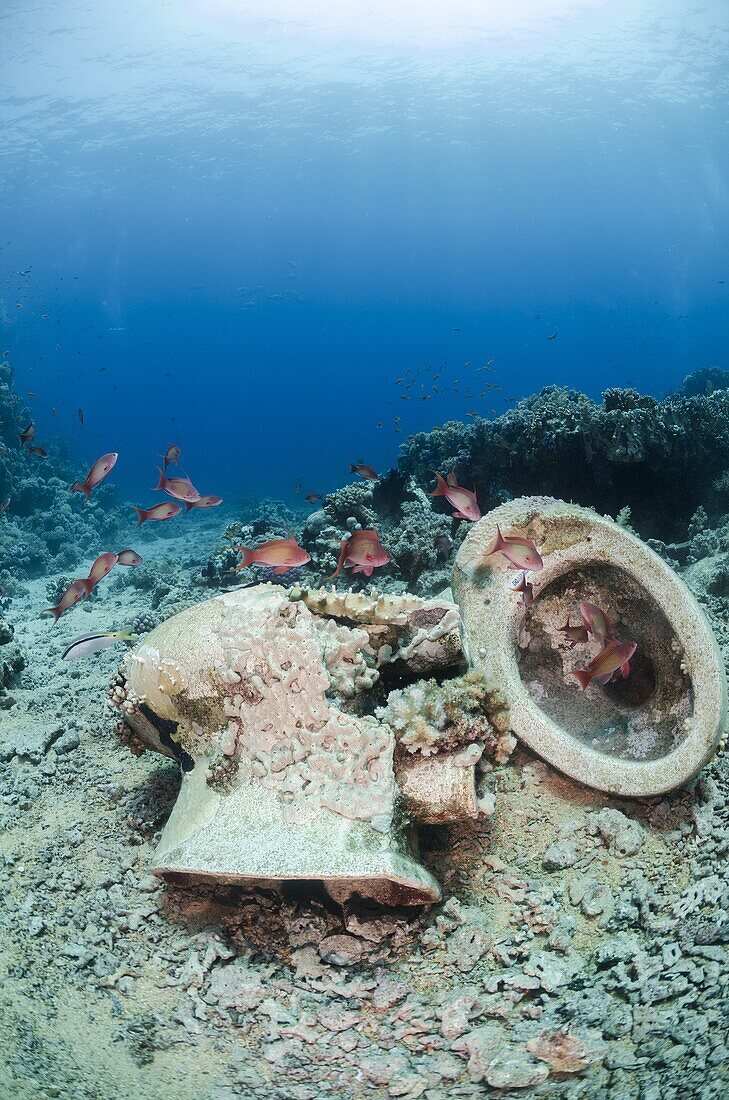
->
42, 606, 61, 624
324, 539, 347, 580
184, 501, 195, 513
70, 481, 90, 500
134, 506, 147, 526
427, 470, 447, 497
484, 524, 505, 557
153, 467, 166, 492
349, 464, 358, 473
572, 669, 593, 692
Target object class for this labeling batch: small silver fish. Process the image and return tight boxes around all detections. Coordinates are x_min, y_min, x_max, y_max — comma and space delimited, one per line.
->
61, 628, 134, 661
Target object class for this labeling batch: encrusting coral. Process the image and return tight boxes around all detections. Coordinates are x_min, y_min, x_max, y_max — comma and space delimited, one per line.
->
378, 670, 515, 763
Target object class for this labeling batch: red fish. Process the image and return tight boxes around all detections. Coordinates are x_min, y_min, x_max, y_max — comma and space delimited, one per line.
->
580, 602, 613, 645
234, 537, 311, 574
19, 423, 35, 446
134, 502, 182, 525
27, 445, 48, 458
162, 444, 182, 470
572, 640, 637, 692
43, 579, 87, 624
559, 619, 589, 648
485, 524, 543, 571
116, 548, 143, 566
184, 494, 223, 512
154, 468, 201, 504
350, 463, 378, 481
327, 529, 390, 579
428, 471, 481, 522
70, 452, 118, 500
509, 570, 534, 608
79, 552, 118, 596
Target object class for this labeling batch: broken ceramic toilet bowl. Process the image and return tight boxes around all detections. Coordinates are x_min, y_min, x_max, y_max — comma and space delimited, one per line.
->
453, 496, 727, 798
108, 583, 478, 905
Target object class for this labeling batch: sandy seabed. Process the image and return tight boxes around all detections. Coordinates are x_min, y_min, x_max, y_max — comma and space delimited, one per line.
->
1, 522, 727, 1100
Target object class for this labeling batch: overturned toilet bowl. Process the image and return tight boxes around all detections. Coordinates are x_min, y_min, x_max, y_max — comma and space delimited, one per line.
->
453, 497, 727, 797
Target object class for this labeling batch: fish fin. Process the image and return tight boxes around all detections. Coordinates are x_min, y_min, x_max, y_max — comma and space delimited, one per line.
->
451, 510, 469, 520
153, 468, 166, 492
324, 539, 348, 581
572, 669, 593, 692
70, 481, 90, 500
446, 470, 459, 487
42, 607, 61, 624
620, 661, 631, 679
557, 619, 571, 633
427, 471, 448, 497
484, 524, 505, 556
184, 501, 194, 513
273, 565, 290, 574
349, 464, 358, 473
593, 672, 613, 686
116, 629, 135, 643
133, 506, 147, 526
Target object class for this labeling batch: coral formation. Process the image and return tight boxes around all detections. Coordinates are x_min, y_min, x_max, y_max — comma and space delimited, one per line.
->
399, 384, 729, 539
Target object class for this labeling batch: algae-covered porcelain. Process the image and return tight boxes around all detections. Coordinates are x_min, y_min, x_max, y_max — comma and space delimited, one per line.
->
453, 497, 727, 797
109, 583, 476, 905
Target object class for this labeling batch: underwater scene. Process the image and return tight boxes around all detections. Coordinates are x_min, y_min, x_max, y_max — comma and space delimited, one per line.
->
1, 2, 729, 1098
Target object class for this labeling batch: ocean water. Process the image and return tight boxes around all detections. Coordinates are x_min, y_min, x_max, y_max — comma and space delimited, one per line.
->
1, 0, 728, 503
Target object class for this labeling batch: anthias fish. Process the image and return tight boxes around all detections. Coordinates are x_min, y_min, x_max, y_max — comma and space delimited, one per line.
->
580, 601, 613, 644
134, 502, 182, 525
116, 548, 143, 566
428, 470, 481, 521
559, 619, 589, 648
485, 524, 543, 571
19, 423, 35, 446
328, 529, 390, 579
70, 452, 118, 500
350, 463, 378, 481
235, 537, 311, 574
27, 445, 48, 458
573, 640, 637, 692
184, 494, 223, 512
79, 551, 118, 596
304, 493, 323, 504
509, 569, 534, 608
62, 628, 134, 661
43, 579, 87, 624
154, 468, 201, 503
162, 444, 182, 470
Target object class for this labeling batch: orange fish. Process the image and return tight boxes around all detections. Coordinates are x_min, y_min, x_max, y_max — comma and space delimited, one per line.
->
19, 423, 35, 446
580, 602, 613, 645
79, 552, 118, 597
134, 502, 181, 525
234, 537, 311, 574
428, 471, 481, 522
70, 452, 118, 500
327, 529, 390, 579
154, 468, 201, 504
485, 524, 543, 571
184, 494, 223, 512
573, 640, 637, 692
27, 445, 48, 458
43, 579, 87, 624
350, 463, 378, 481
162, 444, 182, 470
117, 548, 143, 566
558, 619, 589, 648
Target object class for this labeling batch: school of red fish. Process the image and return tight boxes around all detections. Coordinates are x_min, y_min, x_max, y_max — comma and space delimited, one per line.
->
34, 432, 638, 686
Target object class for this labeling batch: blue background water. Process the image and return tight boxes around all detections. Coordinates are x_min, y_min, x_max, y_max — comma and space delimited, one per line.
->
1, 1, 727, 505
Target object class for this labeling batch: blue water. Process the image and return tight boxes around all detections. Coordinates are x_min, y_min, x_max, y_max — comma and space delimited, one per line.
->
1, 0, 728, 504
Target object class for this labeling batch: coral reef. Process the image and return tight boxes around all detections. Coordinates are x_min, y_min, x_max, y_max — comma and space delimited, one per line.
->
0, 611, 25, 708
399, 384, 729, 539
0, 358, 126, 580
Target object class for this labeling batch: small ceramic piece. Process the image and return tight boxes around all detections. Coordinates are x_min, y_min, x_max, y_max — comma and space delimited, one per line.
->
453, 497, 727, 797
